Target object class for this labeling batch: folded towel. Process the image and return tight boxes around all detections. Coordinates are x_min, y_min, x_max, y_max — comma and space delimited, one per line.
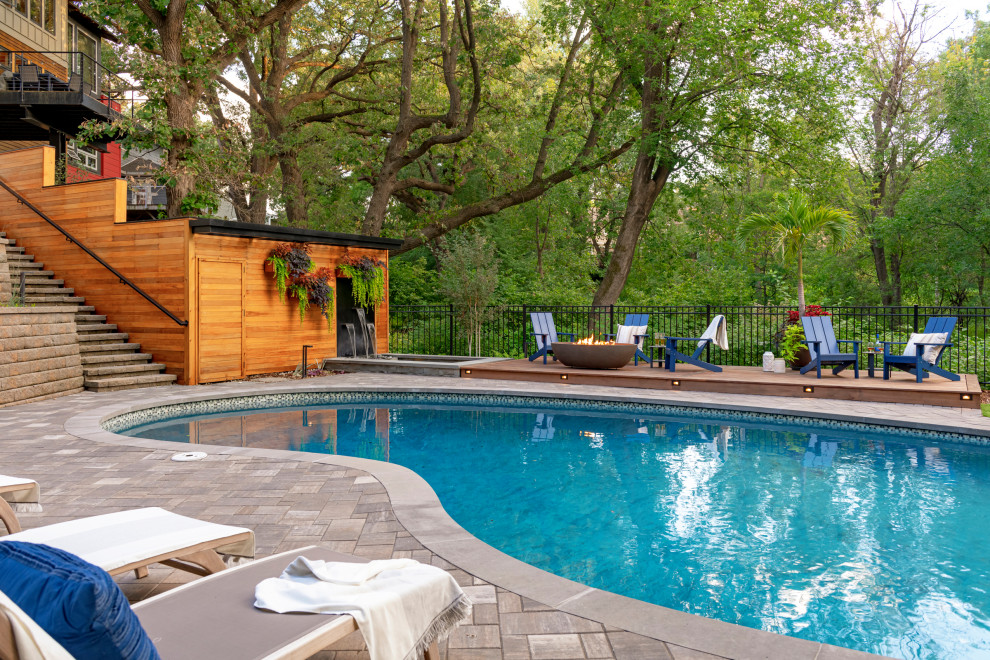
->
0, 475, 42, 513
255, 557, 471, 660
698, 315, 728, 350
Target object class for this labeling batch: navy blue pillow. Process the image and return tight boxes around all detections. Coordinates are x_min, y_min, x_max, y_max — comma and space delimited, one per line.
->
0, 540, 160, 660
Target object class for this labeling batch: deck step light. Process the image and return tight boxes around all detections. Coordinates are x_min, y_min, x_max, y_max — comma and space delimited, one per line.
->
464, 369, 472, 375
961, 394, 973, 401
803, 386, 815, 393
671, 380, 681, 387
560, 374, 568, 380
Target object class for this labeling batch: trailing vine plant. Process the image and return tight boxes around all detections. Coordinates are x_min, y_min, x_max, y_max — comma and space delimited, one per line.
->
266, 243, 335, 326
338, 256, 387, 308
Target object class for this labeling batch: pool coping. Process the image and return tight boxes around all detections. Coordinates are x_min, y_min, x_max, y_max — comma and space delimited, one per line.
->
61, 377, 983, 660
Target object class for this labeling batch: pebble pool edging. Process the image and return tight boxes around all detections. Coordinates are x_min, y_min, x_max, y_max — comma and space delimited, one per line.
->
103, 389, 990, 447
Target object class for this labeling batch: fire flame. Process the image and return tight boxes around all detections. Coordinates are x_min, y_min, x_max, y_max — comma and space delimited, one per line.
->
575, 336, 615, 345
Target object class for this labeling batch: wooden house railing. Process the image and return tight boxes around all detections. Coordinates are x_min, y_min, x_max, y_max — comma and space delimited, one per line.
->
0, 176, 188, 327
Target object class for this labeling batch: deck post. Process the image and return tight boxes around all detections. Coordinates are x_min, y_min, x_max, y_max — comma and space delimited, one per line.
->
913, 305, 919, 333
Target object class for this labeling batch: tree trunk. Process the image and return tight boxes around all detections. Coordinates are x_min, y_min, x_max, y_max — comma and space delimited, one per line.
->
870, 237, 894, 306
797, 249, 806, 315
163, 92, 198, 217
279, 149, 307, 225
591, 160, 670, 306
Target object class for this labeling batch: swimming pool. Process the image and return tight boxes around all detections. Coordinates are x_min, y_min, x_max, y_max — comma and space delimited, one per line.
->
118, 394, 990, 659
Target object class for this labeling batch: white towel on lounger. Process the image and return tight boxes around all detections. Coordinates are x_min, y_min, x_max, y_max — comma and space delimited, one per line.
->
698, 315, 728, 350
254, 557, 470, 660
0, 475, 42, 513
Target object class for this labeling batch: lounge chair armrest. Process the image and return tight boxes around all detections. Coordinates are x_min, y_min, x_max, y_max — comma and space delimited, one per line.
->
665, 336, 699, 342
913, 341, 953, 348
604, 333, 617, 341
558, 332, 576, 341
801, 339, 823, 347
880, 340, 907, 346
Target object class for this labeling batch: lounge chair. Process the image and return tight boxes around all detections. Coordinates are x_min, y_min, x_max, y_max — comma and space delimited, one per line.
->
882, 316, 960, 383
0, 475, 41, 534
0, 507, 254, 579
528, 311, 575, 364
664, 315, 727, 372
605, 313, 651, 365
800, 315, 859, 379
1, 545, 455, 660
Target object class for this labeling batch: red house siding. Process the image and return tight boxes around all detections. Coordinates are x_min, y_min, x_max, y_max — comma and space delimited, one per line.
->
65, 142, 122, 182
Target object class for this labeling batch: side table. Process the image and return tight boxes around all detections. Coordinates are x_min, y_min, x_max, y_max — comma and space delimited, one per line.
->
647, 345, 666, 369
864, 350, 882, 378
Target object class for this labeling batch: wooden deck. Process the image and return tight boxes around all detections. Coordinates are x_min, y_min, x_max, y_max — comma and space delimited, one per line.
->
461, 358, 983, 409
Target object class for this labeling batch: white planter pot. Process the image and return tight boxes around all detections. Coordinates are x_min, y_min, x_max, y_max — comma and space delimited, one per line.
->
773, 358, 786, 374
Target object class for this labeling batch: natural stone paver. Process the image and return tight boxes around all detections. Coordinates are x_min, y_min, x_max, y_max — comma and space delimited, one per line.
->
0, 371, 958, 658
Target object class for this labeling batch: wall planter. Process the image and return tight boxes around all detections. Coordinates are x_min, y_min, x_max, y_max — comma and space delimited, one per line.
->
336, 256, 386, 309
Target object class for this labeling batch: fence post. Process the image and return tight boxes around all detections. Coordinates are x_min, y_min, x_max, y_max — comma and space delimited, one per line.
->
609, 305, 614, 337
706, 304, 712, 363
448, 304, 454, 356
913, 305, 919, 333
521, 305, 527, 357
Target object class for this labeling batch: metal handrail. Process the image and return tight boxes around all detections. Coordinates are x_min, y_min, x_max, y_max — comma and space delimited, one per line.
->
0, 176, 188, 327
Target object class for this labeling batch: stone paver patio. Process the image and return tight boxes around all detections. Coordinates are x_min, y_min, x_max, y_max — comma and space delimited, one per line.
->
3, 373, 987, 659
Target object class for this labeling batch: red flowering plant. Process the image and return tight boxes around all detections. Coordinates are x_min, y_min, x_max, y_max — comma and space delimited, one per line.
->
786, 305, 830, 325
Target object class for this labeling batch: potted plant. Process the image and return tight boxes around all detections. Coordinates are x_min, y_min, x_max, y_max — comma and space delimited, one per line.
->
777, 305, 830, 369
336, 256, 386, 308
265, 244, 335, 327
266, 243, 313, 302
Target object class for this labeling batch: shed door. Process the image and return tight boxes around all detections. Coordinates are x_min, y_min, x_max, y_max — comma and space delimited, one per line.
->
198, 260, 244, 383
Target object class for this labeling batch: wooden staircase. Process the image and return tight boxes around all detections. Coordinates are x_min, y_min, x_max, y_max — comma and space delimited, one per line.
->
3, 232, 177, 392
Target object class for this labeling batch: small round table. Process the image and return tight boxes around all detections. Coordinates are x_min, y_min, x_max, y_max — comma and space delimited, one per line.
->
647, 345, 666, 368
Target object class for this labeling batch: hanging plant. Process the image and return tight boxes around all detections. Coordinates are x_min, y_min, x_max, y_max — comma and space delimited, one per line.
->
338, 256, 387, 309
307, 267, 336, 330
266, 243, 312, 302
284, 267, 336, 327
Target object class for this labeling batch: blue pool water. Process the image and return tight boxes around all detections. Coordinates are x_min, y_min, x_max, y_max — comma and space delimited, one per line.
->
123, 400, 990, 659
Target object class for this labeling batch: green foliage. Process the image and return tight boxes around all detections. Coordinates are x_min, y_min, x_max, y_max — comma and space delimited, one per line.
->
982, 403, 989, 418
439, 234, 499, 356
777, 323, 805, 364
266, 255, 290, 302
289, 283, 310, 323
338, 257, 387, 309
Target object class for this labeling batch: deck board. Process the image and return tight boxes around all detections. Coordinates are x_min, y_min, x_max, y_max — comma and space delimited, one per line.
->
462, 358, 982, 409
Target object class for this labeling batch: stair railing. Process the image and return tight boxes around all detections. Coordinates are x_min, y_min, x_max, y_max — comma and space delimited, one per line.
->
0, 176, 188, 327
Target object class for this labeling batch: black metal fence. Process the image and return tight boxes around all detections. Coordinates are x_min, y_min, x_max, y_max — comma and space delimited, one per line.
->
389, 304, 990, 386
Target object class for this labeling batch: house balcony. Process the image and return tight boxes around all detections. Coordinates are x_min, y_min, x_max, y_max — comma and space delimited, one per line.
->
0, 51, 136, 143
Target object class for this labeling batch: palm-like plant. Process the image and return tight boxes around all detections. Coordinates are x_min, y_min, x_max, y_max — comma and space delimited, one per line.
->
738, 192, 856, 316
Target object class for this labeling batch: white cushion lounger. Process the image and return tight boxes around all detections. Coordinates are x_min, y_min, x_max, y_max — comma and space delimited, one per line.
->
0, 547, 450, 660
0, 476, 41, 534
0, 507, 254, 578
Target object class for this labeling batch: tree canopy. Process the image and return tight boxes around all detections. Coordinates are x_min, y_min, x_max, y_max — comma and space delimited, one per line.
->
82, 0, 990, 308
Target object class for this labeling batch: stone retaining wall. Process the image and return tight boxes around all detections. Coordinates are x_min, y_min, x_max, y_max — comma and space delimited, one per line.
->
0, 307, 83, 407
0, 237, 10, 302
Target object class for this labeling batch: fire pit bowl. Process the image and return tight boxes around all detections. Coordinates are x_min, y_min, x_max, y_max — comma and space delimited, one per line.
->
551, 342, 637, 369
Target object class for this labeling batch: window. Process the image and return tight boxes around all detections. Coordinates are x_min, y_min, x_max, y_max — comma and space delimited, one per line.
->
12, 0, 55, 33
67, 140, 100, 174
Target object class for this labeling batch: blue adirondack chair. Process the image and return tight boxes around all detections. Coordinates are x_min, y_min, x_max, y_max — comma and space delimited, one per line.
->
664, 315, 725, 373
604, 313, 651, 366
527, 312, 575, 364
882, 316, 959, 383
800, 315, 859, 378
